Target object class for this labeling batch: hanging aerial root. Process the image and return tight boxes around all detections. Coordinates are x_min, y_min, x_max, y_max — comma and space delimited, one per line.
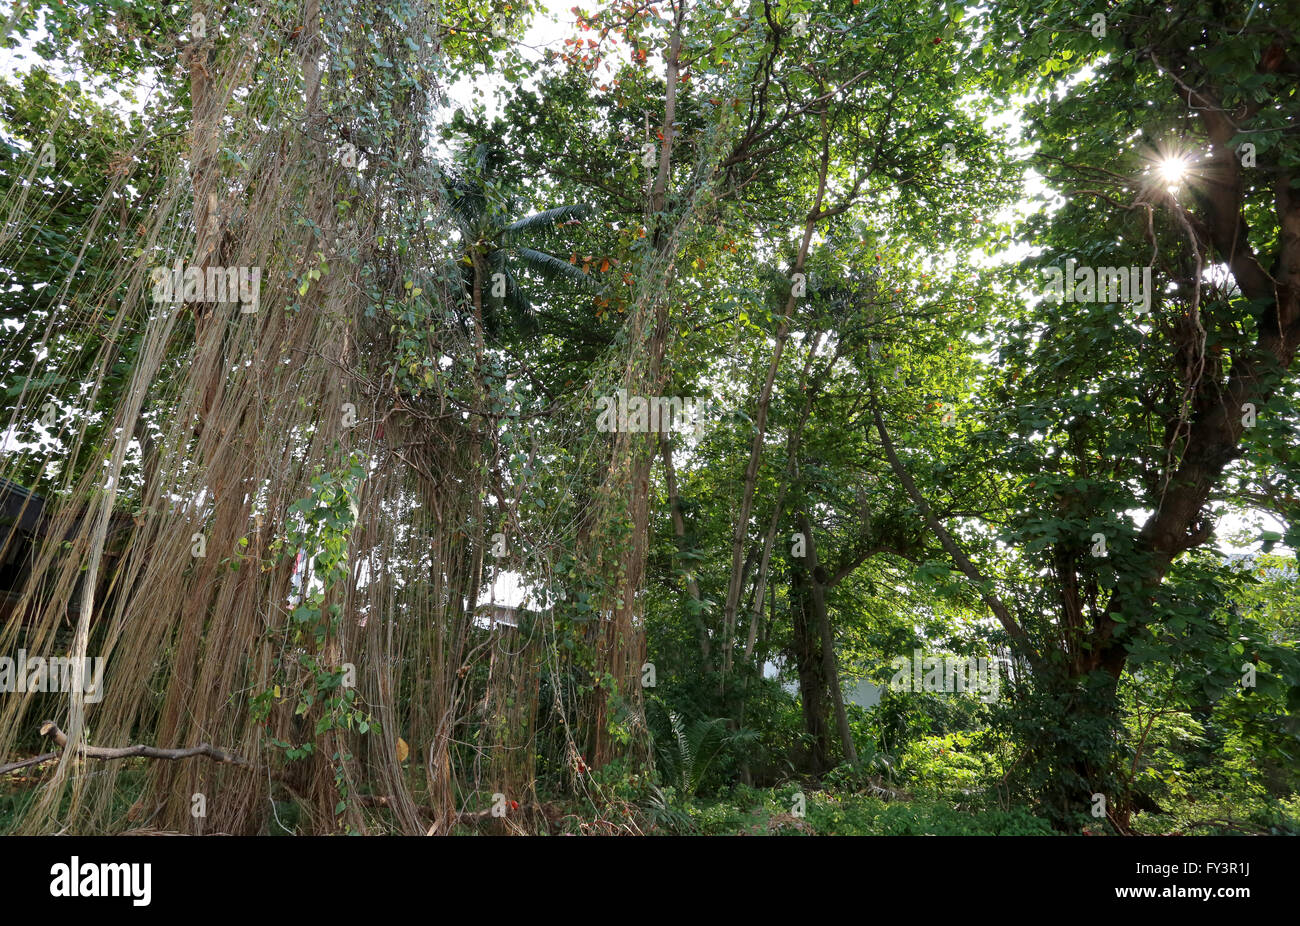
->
0, 722, 253, 773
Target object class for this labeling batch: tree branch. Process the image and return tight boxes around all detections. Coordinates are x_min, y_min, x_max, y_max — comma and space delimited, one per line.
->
27, 721, 251, 767
869, 398, 1035, 660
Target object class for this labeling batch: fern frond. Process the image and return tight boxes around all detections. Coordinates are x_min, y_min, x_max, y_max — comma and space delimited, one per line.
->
669, 710, 692, 793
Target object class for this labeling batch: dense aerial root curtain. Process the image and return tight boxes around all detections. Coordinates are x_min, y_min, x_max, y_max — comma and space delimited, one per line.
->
0, 0, 517, 835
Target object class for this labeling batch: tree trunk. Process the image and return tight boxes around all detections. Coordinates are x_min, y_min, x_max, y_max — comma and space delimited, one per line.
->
798, 511, 857, 767
720, 112, 834, 681
790, 568, 830, 774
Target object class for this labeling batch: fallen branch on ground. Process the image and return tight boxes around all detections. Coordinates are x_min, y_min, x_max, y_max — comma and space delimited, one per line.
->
0, 751, 60, 775
0, 721, 251, 774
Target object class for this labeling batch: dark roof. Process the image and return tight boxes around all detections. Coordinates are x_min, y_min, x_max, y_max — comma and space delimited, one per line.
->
0, 477, 135, 542
0, 477, 45, 534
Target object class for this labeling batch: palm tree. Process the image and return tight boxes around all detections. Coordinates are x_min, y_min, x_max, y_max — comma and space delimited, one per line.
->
447, 142, 593, 339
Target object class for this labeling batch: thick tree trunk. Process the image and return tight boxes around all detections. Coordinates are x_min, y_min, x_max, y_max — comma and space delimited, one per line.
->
1084, 79, 1300, 683
798, 511, 857, 767
790, 569, 830, 774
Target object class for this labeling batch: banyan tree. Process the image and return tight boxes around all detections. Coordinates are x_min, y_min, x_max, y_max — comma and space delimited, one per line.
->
0, 0, 723, 834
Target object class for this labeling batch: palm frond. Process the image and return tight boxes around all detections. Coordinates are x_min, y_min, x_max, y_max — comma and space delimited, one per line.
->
478, 252, 538, 337
502, 203, 591, 239
513, 247, 595, 290
503, 275, 537, 333
446, 179, 485, 233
